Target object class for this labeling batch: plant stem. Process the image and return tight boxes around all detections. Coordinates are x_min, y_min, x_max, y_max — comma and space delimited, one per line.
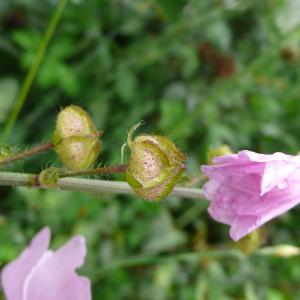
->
0, 142, 53, 166
97, 245, 300, 274
60, 164, 128, 178
0, 171, 205, 199
97, 249, 243, 274
2, 0, 68, 142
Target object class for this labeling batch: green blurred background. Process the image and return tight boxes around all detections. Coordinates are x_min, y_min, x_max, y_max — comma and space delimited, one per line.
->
1, 0, 300, 299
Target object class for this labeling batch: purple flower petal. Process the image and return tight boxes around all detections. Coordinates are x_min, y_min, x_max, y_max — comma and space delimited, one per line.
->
229, 215, 260, 241
1, 227, 50, 300
1, 228, 91, 300
202, 150, 300, 241
260, 161, 297, 195
24, 236, 91, 300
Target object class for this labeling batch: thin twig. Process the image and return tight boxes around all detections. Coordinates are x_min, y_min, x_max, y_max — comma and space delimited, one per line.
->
0, 142, 53, 166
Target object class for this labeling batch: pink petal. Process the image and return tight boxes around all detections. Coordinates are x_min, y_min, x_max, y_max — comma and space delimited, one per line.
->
260, 161, 297, 195
24, 236, 91, 300
202, 151, 300, 196
212, 150, 300, 165
212, 153, 239, 164
202, 150, 300, 241
229, 215, 260, 241
229, 178, 300, 240
1, 228, 50, 300
202, 163, 264, 195
241, 151, 300, 163
248, 171, 300, 223
207, 182, 254, 225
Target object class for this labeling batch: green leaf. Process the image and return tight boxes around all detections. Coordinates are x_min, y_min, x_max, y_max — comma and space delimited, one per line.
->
0, 78, 19, 123
156, 0, 186, 21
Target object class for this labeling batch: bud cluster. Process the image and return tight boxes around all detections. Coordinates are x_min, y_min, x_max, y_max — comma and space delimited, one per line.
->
51, 107, 187, 201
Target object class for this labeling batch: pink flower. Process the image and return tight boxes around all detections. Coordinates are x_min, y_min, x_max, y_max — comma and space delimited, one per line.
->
201, 150, 300, 241
1, 227, 91, 300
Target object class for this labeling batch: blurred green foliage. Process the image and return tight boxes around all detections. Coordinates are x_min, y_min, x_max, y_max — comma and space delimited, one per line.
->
1, 0, 300, 299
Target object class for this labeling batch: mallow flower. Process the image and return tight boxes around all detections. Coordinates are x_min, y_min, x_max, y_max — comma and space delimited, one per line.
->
202, 150, 300, 241
1, 227, 91, 300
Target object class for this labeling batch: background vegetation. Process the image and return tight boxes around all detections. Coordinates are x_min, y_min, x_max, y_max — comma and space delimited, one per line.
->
1, 0, 300, 299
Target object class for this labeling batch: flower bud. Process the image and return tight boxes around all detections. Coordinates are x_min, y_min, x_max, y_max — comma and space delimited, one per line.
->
125, 123, 186, 200
53, 105, 101, 171
207, 145, 232, 165
260, 245, 300, 257
55, 136, 100, 171
235, 228, 264, 254
0, 144, 12, 162
39, 167, 64, 189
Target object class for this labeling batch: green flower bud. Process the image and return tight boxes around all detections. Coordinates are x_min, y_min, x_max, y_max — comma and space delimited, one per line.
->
0, 144, 12, 162
55, 136, 100, 171
53, 105, 101, 171
39, 167, 64, 189
235, 228, 264, 254
125, 123, 186, 201
207, 145, 232, 165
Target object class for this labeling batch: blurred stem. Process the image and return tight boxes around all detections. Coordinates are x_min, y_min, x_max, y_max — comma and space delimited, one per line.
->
2, 0, 68, 142
97, 246, 300, 274
0, 171, 205, 199
60, 164, 128, 178
0, 142, 53, 166
98, 249, 244, 274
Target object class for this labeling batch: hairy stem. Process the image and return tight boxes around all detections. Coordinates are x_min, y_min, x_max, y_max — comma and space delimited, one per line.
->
0, 142, 53, 166
0, 171, 205, 199
60, 164, 128, 178
2, 0, 68, 142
